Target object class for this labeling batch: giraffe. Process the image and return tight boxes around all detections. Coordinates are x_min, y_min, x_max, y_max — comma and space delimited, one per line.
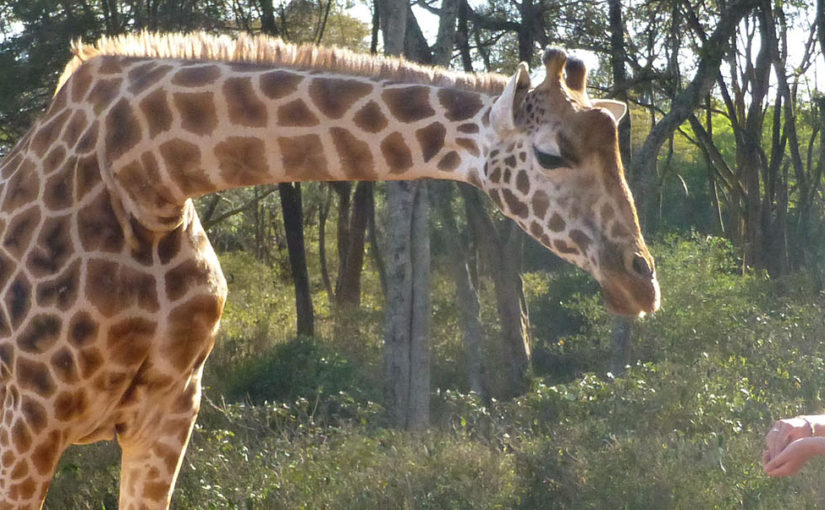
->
0, 31, 659, 508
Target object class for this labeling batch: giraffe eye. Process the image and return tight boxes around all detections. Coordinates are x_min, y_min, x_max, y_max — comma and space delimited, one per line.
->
533, 147, 568, 170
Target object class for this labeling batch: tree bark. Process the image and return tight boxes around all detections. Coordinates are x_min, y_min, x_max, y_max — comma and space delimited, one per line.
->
260, 1, 314, 337
259, 0, 279, 36
319, 186, 335, 304
279, 183, 315, 338
607, 0, 634, 376
384, 182, 431, 431
431, 182, 489, 397
379, 0, 431, 431
818, 0, 825, 61
460, 186, 530, 398
335, 182, 371, 308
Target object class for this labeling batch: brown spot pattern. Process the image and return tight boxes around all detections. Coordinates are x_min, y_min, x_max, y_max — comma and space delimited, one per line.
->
173, 92, 218, 136
215, 137, 269, 186
438, 89, 484, 121
159, 139, 212, 196
107, 318, 155, 365
415, 123, 446, 162
164, 295, 223, 371
77, 192, 125, 253
31, 110, 70, 156
4, 206, 41, 259
380, 132, 413, 173
62, 110, 89, 149
105, 99, 141, 163
309, 78, 372, 119
18, 314, 61, 354
382, 86, 434, 123
553, 239, 578, 255
165, 259, 212, 301
531, 190, 550, 218
16, 358, 55, 398
85, 259, 159, 317
141, 89, 174, 137
223, 77, 268, 127
278, 135, 330, 180
27, 215, 72, 276
329, 128, 376, 180
43, 146, 67, 175
69, 311, 98, 348
456, 138, 479, 157
3, 170, 41, 212
6, 274, 31, 328
76, 121, 99, 155
70, 64, 94, 102
569, 229, 592, 252
548, 213, 566, 232
259, 70, 302, 99
502, 189, 528, 218
171, 65, 221, 87
35, 260, 80, 311
54, 390, 87, 421
437, 151, 461, 172
354, 101, 388, 133
127, 63, 173, 95
157, 228, 183, 264
88, 78, 123, 109
51, 348, 79, 385
278, 99, 319, 127
516, 171, 530, 195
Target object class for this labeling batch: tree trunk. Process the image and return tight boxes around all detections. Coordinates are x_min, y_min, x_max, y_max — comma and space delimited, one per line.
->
610, 317, 632, 376
319, 186, 335, 304
818, 0, 825, 60
379, 0, 431, 431
384, 182, 431, 430
607, 0, 634, 377
335, 182, 371, 308
259, 0, 279, 36
279, 183, 315, 338
461, 187, 530, 398
431, 182, 489, 397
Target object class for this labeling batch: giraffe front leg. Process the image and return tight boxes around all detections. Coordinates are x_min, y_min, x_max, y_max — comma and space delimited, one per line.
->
117, 375, 203, 510
1, 388, 66, 509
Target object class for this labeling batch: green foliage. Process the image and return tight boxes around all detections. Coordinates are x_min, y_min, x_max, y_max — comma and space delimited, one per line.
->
225, 337, 371, 404
47, 235, 825, 509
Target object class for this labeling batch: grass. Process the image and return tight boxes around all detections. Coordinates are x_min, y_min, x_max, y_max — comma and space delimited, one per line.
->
44, 235, 825, 508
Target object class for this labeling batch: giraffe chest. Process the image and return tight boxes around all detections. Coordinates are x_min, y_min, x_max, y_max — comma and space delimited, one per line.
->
0, 158, 226, 439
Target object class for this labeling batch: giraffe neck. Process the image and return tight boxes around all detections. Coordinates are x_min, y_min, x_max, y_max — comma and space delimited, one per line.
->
60, 55, 494, 230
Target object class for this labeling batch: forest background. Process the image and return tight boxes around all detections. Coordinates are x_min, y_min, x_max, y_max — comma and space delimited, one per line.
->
2, 0, 825, 507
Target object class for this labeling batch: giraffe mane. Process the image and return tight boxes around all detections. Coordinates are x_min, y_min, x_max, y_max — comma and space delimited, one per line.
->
56, 31, 508, 95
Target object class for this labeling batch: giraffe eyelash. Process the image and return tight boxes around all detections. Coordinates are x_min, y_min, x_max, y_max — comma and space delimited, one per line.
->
533, 146, 568, 170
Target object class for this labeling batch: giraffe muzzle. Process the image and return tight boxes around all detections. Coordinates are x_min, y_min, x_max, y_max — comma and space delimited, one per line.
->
598, 247, 660, 317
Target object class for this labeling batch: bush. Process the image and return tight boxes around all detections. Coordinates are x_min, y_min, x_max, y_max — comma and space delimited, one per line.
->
225, 336, 376, 405
43, 235, 825, 509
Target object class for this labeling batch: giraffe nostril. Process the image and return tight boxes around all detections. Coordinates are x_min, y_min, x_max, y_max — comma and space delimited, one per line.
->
631, 255, 652, 278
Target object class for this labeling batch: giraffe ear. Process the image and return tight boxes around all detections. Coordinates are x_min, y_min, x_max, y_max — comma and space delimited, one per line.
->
592, 99, 627, 122
491, 63, 531, 136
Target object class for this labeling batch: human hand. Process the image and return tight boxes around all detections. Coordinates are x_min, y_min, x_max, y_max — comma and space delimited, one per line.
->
764, 417, 813, 463
763, 437, 825, 477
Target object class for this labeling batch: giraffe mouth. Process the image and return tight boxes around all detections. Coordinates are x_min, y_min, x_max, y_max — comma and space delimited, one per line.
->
600, 271, 661, 317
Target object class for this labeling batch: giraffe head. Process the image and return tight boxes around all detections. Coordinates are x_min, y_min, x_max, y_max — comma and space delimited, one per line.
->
482, 47, 659, 316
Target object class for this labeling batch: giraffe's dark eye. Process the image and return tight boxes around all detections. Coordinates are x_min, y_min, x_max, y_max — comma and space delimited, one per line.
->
533, 147, 568, 170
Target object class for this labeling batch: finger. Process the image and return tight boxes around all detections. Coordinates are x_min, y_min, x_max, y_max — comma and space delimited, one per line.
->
766, 461, 797, 478
762, 449, 771, 465
764, 455, 791, 477
764, 448, 790, 472
768, 434, 785, 460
